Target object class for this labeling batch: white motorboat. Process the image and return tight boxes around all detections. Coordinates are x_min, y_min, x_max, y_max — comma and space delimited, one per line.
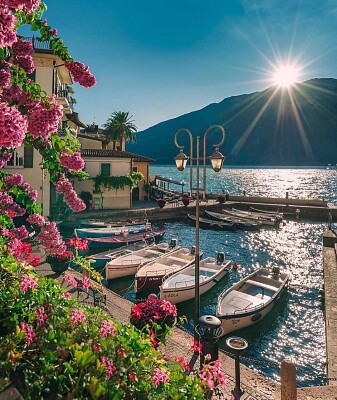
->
87, 242, 149, 268
134, 246, 202, 293
216, 267, 289, 336
106, 240, 179, 280
159, 252, 231, 304
75, 222, 152, 238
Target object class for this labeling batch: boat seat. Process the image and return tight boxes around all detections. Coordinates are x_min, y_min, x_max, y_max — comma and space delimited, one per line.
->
245, 279, 278, 292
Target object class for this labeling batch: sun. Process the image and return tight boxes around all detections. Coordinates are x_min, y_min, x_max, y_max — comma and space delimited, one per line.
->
272, 64, 300, 88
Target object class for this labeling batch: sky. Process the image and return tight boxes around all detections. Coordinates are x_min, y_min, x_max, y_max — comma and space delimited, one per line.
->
23, 0, 337, 131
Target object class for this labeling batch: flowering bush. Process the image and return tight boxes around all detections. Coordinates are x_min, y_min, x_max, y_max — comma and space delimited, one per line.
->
45, 249, 73, 263
130, 297, 178, 345
0, 257, 216, 399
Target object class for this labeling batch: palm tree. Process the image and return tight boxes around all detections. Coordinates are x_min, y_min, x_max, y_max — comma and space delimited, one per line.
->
103, 111, 137, 150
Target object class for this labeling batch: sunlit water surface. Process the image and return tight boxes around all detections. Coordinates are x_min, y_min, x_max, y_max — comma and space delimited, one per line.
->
108, 167, 335, 386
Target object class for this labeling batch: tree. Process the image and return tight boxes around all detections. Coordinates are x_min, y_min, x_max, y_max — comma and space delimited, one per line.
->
103, 111, 137, 150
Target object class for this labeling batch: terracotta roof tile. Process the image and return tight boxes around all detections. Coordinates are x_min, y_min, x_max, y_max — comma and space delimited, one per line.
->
80, 149, 155, 163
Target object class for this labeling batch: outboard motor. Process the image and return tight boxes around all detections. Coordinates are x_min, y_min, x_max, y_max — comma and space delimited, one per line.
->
216, 252, 225, 264
191, 245, 196, 255
169, 238, 177, 248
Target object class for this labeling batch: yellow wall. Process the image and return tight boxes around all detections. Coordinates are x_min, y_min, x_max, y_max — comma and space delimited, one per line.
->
5, 149, 51, 217
74, 156, 132, 210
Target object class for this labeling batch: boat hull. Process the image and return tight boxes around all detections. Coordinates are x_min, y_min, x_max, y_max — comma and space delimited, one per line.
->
218, 297, 279, 336
107, 263, 141, 279
135, 274, 165, 293
160, 267, 229, 304
75, 225, 149, 238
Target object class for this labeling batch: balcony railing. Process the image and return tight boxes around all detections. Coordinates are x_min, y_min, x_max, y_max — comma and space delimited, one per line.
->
53, 86, 74, 112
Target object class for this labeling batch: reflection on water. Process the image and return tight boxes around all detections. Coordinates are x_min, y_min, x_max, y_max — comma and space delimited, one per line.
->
151, 165, 337, 205
98, 167, 332, 386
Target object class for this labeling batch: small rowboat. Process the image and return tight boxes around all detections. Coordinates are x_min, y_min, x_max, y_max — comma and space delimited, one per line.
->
216, 267, 289, 337
222, 209, 279, 226
80, 219, 149, 229
86, 242, 150, 268
187, 214, 235, 230
159, 253, 231, 304
75, 222, 152, 238
106, 240, 179, 280
204, 210, 260, 230
87, 229, 167, 249
134, 246, 202, 293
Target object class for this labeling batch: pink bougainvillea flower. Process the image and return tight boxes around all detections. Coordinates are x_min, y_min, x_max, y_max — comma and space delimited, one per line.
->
65, 60, 96, 88
60, 150, 85, 171
0, 102, 28, 149
191, 340, 203, 355
64, 292, 72, 299
82, 276, 90, 292
0, 11, 17, 48
93, 342, 101, 352
12, 37, 34, 56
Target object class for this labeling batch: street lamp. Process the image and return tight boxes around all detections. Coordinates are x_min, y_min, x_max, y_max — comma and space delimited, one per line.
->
202, 125, 226, 200
174, 125, 226, 342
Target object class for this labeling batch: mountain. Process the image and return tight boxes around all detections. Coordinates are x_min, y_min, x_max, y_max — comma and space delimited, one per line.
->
127, 78, 337, 166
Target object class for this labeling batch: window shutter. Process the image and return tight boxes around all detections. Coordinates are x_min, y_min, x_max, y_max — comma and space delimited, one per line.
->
24, 147, 34, 168
101, 163, 111, 177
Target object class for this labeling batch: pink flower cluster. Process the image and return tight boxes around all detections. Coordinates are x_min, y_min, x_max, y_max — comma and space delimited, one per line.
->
71, 308, 87, 325
9, 225, 29, 240
19, 273, 38, 293
60, 151, 85, 171
12, 37, 34, 56
0, 69, 10, 88
174, 356, 191, 372
67, 237, 88, 250
130, 298, 177, 329
0, 151, 12, 168
28, 97, 63, 140
13, 55, 35, 74
199, 360, 227, 391
27, 189, 38, 201
100, 356, 116, 378
26, 213, 45, 227
35, 306, 48, 325
54, 174, 86, 212
4, 173, 23, 186
0, 10, 17, 48
1, 84, 37, 110
99, 320, 116, 338
4, 0, 40, 14
65, 61, 96, 88
63, 273, 77, 288
37, 221, 66, 255
151, 368, 170, 387
19, 322, 37, 346
0, 102, 28, 148
0, 191, 13, 206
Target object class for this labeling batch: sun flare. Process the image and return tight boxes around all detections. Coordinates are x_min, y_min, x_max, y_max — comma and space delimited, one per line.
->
272, 65, 300, 88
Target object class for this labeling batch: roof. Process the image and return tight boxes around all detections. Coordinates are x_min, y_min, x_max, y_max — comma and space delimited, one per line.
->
65, 112, 87, 128
80, 149, 156, 163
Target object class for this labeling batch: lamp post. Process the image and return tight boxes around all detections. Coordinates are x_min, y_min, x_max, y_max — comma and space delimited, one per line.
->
39, 161, 45, 216
174, 125, 226, 342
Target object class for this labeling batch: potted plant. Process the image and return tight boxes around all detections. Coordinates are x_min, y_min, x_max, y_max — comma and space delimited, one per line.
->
216, 194, 226, 204
181, 194, 190, 207
157, 198, 166, 208
46, 250, 74, 272
130, 297, 178, 346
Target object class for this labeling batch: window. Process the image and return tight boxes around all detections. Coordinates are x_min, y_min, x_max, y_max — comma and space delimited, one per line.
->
6, 147, 24, 168
132, 166, 138, 173
24, 147, 34, 168
101, 163, 111, 177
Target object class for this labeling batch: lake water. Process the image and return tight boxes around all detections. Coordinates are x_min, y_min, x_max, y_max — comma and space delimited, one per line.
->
109, 166, 336, 387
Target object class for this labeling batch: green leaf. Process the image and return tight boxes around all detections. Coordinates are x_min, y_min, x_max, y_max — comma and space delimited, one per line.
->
74, 349, 95, 368
88, 377, 106, 400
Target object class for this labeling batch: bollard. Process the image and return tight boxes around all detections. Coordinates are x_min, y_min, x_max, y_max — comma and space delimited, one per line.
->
226, 336, 248, 400
196, 315, 223, 365
280, 359, 297, 400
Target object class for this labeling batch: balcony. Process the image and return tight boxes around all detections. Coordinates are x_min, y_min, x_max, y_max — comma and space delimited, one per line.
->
54, 86, 74, 112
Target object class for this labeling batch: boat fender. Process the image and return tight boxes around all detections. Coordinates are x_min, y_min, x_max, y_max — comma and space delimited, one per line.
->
232, 262, 238, 270
251, 312, 262, 322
